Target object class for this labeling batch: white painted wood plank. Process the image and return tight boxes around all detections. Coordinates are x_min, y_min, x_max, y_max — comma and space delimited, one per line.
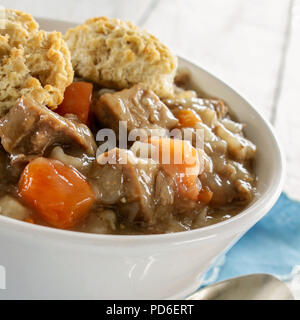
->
0, 0, 153, 24
275, 0, 300, 201
143, 0, 290, 121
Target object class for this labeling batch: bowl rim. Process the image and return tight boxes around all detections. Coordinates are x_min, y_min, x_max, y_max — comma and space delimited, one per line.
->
0, 18, 286, 247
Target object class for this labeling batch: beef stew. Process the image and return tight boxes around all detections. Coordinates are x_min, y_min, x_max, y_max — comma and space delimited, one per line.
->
0, 14, 257, 235
0, 79, 257, 234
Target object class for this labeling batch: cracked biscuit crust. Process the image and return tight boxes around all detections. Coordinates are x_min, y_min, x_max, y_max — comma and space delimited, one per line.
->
65, 17, 177, 98
0, 8, 39, 45
0, 9, 73, 116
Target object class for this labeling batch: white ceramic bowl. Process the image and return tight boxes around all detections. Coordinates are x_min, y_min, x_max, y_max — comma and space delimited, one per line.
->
0, 19, 285, 299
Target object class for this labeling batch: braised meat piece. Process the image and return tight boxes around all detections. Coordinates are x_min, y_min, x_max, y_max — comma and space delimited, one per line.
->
0, 146, 11, 182
0, 146, 20, 192
90, 148, 175, 225
94, 84, 178, 135
0, 97, 97, 162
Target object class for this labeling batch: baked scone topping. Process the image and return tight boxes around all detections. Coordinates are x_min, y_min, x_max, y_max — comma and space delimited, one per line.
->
0, 9, 73, 116
65, 17, 177, 98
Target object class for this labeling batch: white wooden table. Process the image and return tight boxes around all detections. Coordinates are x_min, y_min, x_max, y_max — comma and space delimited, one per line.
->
3, 0, 299, 200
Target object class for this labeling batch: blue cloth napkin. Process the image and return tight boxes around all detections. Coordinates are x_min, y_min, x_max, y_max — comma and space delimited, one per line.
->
203, 193, 300, 293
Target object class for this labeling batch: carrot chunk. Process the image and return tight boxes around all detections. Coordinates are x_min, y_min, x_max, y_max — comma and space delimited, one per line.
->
198, 186, 213, 204
148, 137, 201, 201
56, 82, 93, 124
18, 158, 94, 229
175, 109, 202, 128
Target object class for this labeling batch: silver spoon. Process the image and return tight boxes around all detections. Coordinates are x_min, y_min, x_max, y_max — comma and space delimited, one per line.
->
186, 273, 294, 300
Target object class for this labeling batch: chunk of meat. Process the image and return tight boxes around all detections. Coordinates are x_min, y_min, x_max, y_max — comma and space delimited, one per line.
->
0, 146, 22, 190
94, 84, 178, 135
90, 148, 174, 225
0, 97, 97, 162
0, 147, 15, 183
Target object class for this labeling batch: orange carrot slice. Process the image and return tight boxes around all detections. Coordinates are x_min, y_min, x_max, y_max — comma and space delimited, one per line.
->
175, 109, 202, 128
19, 157, 94, 229
56, 82, 93, 124
148, 137, 201, 201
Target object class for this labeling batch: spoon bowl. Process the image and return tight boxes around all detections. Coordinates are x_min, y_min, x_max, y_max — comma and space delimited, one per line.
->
186, 274, 294, 300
